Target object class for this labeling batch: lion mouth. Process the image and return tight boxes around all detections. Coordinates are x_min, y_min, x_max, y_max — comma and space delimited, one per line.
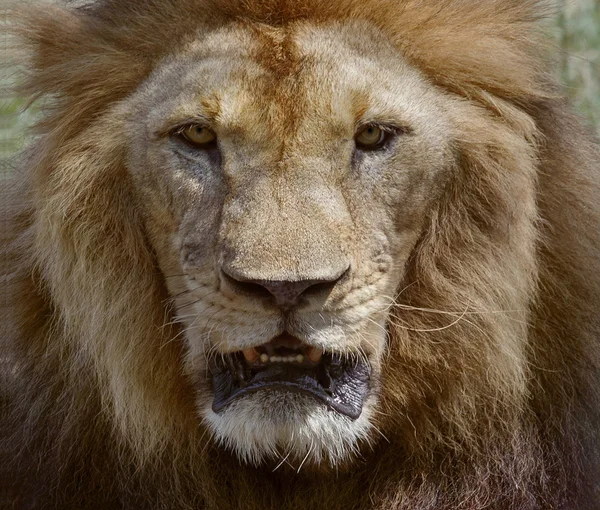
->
210, 334, 371, 420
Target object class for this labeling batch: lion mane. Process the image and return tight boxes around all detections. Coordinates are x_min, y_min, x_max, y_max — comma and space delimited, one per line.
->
2, 0, 600, 509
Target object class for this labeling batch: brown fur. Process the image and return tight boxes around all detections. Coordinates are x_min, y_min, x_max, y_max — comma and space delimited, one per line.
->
2, 1, 600, 509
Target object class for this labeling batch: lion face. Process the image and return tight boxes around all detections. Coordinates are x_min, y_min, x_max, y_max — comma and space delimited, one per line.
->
124, 21, 453, 466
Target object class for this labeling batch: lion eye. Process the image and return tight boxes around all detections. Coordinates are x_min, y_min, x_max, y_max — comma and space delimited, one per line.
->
179, 125, 217, 147
355, 125, 387, 150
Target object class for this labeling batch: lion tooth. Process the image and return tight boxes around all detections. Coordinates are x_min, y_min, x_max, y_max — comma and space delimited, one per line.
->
242, 348, 259, 363
306, 347, 323, 363
264, 354, 307, 363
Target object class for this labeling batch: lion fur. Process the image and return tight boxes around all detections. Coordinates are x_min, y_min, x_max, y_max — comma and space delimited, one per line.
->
2, 1, 600, 509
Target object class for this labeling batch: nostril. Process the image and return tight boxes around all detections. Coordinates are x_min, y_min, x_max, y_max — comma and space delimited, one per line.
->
221, 272, 273, 300
221, 266, 349, 308
258, 280, 326, 308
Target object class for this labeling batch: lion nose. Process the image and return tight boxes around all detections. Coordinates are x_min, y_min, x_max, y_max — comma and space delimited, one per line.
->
221, 270, 348, 308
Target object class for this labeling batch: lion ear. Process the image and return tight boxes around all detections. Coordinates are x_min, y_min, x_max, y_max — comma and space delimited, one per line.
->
11, 6, 95, 95
9, 4, 150, 139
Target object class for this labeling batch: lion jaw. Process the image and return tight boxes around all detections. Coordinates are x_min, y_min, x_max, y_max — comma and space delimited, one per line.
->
203, 390, 379, 468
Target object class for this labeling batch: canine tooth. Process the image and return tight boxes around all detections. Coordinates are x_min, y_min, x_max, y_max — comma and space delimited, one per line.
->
306, 347, 323, 363
259, 353, 269, 363
296, 354, 304, 363
242, 348, 259, 363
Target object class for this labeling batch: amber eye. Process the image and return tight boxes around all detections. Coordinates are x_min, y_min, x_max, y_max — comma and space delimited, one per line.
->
179, 125, 217, 147
355, 125, 387, 150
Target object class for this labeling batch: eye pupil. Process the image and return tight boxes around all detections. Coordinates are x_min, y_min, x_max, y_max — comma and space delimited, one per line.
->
355, 125, 387, 150
179, 124, 217, 147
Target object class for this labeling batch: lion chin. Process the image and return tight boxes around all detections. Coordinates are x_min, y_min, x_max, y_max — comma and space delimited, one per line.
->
3, 0, 600, 509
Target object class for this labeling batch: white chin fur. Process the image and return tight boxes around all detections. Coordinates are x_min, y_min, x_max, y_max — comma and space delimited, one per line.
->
203, 391, 376, 469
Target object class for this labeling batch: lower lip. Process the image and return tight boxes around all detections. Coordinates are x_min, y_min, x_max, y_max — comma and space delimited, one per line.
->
210, 356, 371, 420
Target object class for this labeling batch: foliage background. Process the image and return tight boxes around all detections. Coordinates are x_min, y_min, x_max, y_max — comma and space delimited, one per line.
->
556, 0, 600, 131
1, 0, 599, 172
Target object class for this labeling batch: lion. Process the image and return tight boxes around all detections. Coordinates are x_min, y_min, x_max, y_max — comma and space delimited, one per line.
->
2, 0, 600, 508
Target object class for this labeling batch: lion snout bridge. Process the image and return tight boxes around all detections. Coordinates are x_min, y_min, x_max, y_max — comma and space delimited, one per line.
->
219, 175, 353, 309
221, 267, 349, 308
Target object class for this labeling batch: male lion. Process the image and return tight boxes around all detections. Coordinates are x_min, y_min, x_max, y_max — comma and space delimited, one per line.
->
2, 0, 600, 509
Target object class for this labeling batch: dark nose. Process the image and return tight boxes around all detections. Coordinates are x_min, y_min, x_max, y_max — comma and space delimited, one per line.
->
221, 270, 348, 308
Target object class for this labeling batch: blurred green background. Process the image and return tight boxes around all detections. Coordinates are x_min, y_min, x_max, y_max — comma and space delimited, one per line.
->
556, 0, 600, 132
1, 0, 599, 168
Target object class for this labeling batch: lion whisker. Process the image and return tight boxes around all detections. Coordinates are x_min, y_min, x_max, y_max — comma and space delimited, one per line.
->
272, 450, 292, 472
296, 442, 314, 474
386, 306, 470, 333
379, 293, 528, 318
165, 284, 215, 303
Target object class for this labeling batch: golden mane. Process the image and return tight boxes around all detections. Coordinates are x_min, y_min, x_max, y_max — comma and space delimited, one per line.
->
13, 0, 552, 131
3, 1, 600, 508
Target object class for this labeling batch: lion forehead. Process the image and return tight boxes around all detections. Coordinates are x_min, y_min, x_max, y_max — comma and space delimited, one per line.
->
141, 20, 436, 143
